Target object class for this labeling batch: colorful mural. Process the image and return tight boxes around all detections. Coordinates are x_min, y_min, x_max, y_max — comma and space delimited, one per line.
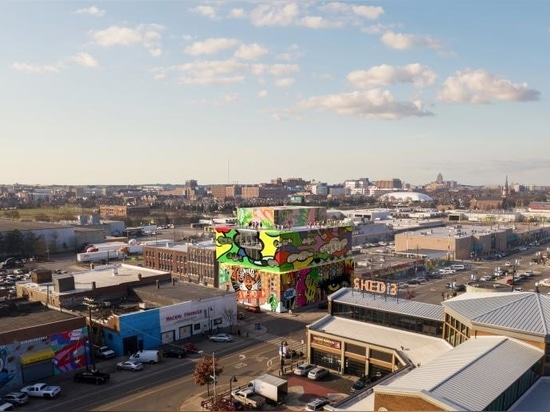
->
49, 328, 88, 374
0, 327, 88, 392
216, 225, 352, 272
237, 206, 327, 229
221, 259, 353, 309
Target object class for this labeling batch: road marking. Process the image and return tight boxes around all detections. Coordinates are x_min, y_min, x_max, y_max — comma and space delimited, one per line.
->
239, 354, 246, 360
234, 362, 246, 369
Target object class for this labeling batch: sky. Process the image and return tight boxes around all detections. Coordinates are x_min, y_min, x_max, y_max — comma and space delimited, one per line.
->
1, 1, 549, 187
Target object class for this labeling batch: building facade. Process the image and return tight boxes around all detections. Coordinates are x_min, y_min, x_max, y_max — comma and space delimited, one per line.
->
215, 206, 355, 312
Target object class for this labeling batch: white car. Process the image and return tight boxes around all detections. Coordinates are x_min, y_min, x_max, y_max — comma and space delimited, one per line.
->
209, 333, 234, 343
293, 363, 316, 376
540, 278, 550, 287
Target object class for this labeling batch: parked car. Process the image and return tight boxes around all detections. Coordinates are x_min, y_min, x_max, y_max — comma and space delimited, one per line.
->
184, 342, 199, 353
350, 376, 372, 392
94, 345, 116, 359
304, 398, 330, 411
74, 370, 110, 384
163, 348, 187, 358
1, 392, 28, 406
20, 383, 61, 399
293, 363, 316, 376
455, 284, 466, 292
116, 360, 144, 371
209, 333, 233, 343
308, 367, 330, 380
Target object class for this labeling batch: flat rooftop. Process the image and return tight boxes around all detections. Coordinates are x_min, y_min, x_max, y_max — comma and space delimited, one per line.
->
132, 279, 234, 307
0, 300, 82, 334
20, 263, 168, 297
0, 219, 74, 231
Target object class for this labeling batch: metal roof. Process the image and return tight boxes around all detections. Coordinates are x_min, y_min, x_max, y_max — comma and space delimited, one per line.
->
442, 292, 550, 336
380, 336, 543, 411
308, 315, 451, 367
330, 287, 445, 321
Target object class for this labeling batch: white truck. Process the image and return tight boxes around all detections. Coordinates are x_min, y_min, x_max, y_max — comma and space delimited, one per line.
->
231, 388, 266, 409
247, 374, 288, 404
20, 383, 61, 399
77, 249, 127, 263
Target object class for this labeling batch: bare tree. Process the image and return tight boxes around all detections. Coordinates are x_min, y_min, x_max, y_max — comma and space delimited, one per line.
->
222, 307, 235, 333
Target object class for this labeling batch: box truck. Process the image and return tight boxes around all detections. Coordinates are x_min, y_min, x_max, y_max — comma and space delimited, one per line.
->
247, 374, 288, 404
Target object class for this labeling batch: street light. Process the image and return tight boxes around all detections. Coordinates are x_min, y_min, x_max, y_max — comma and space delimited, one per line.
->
229, 375, 238, 394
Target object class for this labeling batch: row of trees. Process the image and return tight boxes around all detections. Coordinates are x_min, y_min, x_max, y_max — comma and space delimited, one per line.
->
0, 230, 51, 259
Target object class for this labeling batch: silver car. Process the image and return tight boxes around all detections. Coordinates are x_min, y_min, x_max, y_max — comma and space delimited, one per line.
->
293, 363, 315, 376
116, 360, 144, 371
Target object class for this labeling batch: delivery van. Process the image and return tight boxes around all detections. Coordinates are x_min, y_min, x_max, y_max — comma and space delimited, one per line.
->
129, 350, 161, 364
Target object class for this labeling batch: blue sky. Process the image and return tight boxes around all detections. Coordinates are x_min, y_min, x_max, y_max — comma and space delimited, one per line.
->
1, 1, 548, 187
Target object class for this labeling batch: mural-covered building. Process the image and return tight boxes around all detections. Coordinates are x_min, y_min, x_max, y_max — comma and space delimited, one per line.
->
215, 206, 354, 312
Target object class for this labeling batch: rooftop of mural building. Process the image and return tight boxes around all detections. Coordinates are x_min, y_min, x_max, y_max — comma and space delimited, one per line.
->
236, 206, 333, 229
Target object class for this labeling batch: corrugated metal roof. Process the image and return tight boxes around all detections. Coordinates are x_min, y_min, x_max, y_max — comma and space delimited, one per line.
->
443, 292, 550, 336
309, 316, 452, 366
382, 336, 543, 411
330, 287, 444, 321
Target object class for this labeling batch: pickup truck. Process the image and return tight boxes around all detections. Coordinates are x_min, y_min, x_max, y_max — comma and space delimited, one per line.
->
231, 389, 266, 409
20, 383, 61, 399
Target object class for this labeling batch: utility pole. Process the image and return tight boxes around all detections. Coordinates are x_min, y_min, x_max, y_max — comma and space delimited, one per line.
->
83, 297, 97, 371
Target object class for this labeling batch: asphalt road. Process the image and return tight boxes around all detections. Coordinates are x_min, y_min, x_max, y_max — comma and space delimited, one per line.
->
15, 310, 352, 412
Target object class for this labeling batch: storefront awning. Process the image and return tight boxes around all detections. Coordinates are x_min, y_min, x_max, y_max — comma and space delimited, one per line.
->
20, 348, 54, 365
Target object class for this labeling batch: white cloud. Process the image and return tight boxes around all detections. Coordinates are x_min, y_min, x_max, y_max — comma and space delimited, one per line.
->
361, 23, 400, 35
347, 64, 437, 88
381, 31, 443, 50
90, 24, 164, 57
298, 89, 433, 119
234, 43, 268, 60
351, 5, 384, 20
299, 15, 343, 29
11, 62, 60, 74
75, 6, 105, 17
249, 3, 299, 27
229, 8, 246, 18
71, 52, 100, 68
438, 68, 541, 103
258, 90, 268, 98
190, 5, 217, 19
252, 63, 300, 77
275, 77, 295, 87
185, 38, 239, 56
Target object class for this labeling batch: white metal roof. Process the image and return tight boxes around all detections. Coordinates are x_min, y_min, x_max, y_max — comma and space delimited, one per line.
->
308, 315, 452, 367
330, 287, 445, 321
379, 336, 543, 411
443, 292, 550, 336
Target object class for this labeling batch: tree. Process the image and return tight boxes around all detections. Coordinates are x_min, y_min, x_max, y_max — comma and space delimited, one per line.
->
222, 307, 235, 333
193, 353, 224, 396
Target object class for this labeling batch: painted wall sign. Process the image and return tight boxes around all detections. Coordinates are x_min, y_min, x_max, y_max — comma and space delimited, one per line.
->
353, 278, 398, 296
312, 335, 342, 349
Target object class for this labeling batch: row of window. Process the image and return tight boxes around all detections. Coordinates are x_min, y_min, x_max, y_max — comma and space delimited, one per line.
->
332, 303, 443, 337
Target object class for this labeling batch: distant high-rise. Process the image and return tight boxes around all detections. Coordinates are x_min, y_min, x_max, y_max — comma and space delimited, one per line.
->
436, 172, 444, 183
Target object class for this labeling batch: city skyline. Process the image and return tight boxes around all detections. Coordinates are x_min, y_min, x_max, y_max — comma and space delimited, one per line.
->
1, 1, 548, 187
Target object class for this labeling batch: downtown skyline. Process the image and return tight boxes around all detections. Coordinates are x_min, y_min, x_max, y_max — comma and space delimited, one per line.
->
1, 1, 548, 187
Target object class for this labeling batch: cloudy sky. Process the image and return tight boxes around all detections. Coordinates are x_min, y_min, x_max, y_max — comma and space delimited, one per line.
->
1, 1, 548, 187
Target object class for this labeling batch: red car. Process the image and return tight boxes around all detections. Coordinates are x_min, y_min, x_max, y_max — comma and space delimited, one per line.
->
184, 342, 199, 353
